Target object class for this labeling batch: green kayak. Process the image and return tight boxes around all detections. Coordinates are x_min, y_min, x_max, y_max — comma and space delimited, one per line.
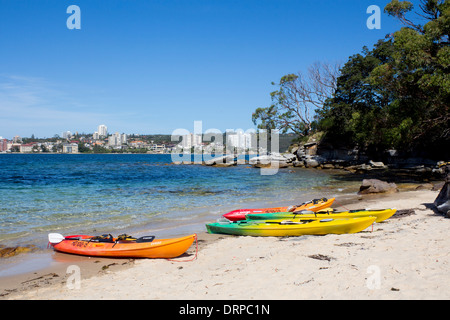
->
245, 208, 396, 223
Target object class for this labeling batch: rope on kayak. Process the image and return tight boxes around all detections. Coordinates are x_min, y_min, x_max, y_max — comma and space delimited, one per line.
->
333, 199, 350, 211
166, 234, 198, 263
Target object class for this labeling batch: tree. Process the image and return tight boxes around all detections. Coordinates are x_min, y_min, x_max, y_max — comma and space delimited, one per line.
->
77, 143, 91, 153
318, 0, 449, 158
252, 62, 341, 137
317, 40, 396, 149
374, 0, 449, 152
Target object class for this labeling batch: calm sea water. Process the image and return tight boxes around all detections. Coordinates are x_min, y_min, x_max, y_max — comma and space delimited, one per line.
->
0, 154, 350, 249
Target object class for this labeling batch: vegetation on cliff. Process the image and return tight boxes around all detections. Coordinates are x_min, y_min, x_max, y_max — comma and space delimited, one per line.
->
253, 0, 449, 160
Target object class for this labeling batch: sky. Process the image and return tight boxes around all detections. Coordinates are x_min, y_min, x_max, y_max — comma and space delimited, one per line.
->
0, 0, 415, 139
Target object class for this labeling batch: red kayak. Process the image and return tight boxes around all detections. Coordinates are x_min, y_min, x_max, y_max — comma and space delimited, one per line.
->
223, 198, 335, 222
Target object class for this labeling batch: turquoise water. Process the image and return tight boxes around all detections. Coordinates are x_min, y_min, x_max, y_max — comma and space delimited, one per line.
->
0, 154, 343, 248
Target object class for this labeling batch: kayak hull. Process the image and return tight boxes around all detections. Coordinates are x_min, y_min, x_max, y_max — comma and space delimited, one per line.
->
50, 234, 196, 259
223, 198, 335, 222
206, 217, 376, 237
246, 209, 397, 223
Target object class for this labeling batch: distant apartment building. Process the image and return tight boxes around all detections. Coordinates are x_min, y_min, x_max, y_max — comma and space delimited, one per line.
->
108, 132, 127, 147
98, 125, 108, 137
227, 131, 256, 150
181, 133, 202, 149
129, 140, 146, 148
62, 131, 72, 139
62, 143, 79, 153
149, 144, 166, 153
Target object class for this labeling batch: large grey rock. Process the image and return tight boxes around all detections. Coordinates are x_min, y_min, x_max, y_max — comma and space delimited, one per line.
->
369, 160, 387, 169
249, 153, 295, 166
292, 160, 305, 167
358, 179, 398, 195
303, 155, 326, 168
204, 155, 236, 166
304, 158, 319, 168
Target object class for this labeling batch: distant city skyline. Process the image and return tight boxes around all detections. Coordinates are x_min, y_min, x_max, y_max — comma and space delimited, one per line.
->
0, 0, 411, 139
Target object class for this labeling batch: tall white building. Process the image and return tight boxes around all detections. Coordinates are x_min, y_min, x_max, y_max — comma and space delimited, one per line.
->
62, 131, 72, 139
227, 131, 255, 150
108, 132, 127, 146
98, 125, 108, 137
181, 133, 202, 149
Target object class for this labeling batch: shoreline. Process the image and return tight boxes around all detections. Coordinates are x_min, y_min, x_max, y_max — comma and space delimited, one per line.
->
0, 186, 359, 281
2, 188, 448, 300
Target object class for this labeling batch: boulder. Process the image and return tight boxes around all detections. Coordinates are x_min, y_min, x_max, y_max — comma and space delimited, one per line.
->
292, 160, 305, 168
249, 153, 295, 167
369, 160, 387, 169
295, 148, 306, 159
302, 155, 325, 168
249, 155, 271, 165
204, 155, 236, 166
280, 153, 297, 163
290, 146, 299, 155
434, 173, 450, 216
358, 179, 398, 195
264, 152, 296, 163
304, 158, 319, 168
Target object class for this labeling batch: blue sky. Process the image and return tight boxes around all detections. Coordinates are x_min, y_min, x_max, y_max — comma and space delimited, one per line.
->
0, 0, 413, 138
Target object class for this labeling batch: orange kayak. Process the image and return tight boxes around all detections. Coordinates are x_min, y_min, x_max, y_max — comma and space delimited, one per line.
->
223, 198, 335, 222
49, 234, 196, 259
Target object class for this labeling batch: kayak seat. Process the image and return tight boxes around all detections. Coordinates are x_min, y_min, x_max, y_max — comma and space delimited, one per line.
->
136, 236, 155, 243
312, 198, 328, 204
116, 234, 155, 243
91, 234, 115, 243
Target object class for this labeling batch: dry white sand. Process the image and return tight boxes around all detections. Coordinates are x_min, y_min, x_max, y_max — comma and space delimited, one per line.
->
6, 189, 449, 300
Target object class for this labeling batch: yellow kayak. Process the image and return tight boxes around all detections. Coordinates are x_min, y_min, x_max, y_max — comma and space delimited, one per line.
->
206, 217, 376, 237
245, 208, 396, 223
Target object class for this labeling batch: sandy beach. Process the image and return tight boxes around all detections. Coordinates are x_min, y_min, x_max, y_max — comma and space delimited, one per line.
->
2, 188, 449, 300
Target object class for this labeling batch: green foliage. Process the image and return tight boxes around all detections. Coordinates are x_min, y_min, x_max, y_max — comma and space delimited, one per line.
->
77, 143, 91, 153
252, 0, 448, 158
316, 39, 395, 149
384, 0, 415, 21
316, 0, 449, 158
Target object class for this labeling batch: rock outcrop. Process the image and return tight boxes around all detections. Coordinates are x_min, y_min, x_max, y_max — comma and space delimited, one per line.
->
358, 179, 398, 195
203, 155, 237, 167
249, 153, 296, 168
0, 245, 38, 258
